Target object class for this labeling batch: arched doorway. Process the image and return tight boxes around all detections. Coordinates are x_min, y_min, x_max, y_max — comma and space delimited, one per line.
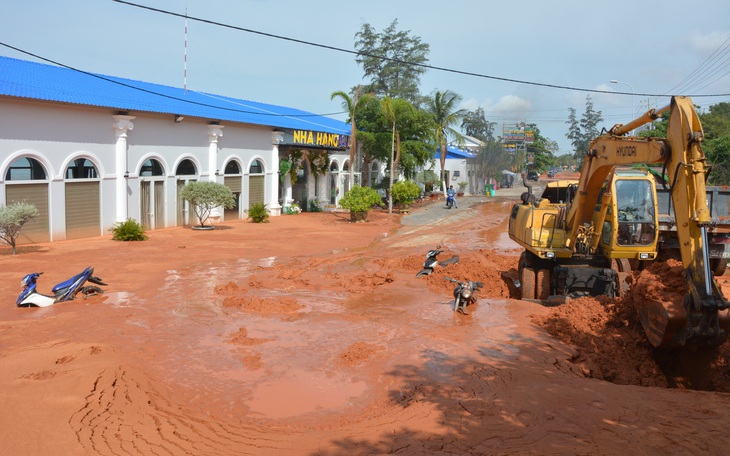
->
4, 157, 50, 243
343, 162, 352, 194
248, 159, 265, 209
175, 159, 197, 226
329, 161, 339, 205
223, 160, 242, 220
140, 158, 165, 230
65, 158, 101, 239
292, 159, 309, 211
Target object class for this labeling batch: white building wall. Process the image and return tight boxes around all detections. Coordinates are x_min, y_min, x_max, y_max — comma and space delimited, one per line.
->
0, 97, 285, 241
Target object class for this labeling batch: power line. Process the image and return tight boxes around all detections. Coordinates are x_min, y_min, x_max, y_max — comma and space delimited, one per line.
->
664, 36, 730, 95
111, 0, 730, 98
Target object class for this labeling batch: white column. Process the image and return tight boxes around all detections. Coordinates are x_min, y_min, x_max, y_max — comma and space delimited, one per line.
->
207, 125, 224, 182
113, 115, 135, 222
270, 131, 284, 215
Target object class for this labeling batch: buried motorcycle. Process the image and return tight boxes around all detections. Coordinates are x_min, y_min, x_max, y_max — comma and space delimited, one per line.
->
17, 267, 107, 307
416, 247, 459, 277
444, 277, 483, 315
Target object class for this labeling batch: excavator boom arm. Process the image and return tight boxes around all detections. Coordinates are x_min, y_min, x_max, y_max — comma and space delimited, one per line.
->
568, 96, 727, 347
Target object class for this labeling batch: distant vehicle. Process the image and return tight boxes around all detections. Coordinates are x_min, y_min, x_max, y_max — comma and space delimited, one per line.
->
527, 170, 539, 181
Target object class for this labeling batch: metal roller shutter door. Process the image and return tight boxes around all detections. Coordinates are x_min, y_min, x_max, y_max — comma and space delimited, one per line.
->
5, 183, 50, 244
249, 175, 265, 208
224, 176, 241, 220
65, 182, 100, 239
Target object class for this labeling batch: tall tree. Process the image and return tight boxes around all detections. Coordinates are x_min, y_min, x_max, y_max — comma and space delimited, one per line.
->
525, 123, 558, 172
475, 140, 513, 189
565, 95, 603, 164
356, 96, 432, 188
461, 107, 496, 142
426, 90, 466, 191
331, 86, 373, 186
354, 19, 430, 105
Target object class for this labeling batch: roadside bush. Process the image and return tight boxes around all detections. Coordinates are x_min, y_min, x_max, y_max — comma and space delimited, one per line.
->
248, 202, 270, 223
179, 181, 236, 227
309, 199, 323, 212
391, 180, 421, 207
111, 218, 148, 241
339, 185, 383, 214
283, 203, 302, 215
0, 201, 39, 255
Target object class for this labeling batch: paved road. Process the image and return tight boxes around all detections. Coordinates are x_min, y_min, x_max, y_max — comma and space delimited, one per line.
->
401, 183, 540, 227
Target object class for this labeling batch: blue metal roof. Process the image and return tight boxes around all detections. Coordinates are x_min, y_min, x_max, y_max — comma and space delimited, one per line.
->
436, 144, 477, 159
0, 55, 349, 135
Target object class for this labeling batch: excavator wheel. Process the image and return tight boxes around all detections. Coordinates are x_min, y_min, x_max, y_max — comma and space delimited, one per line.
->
610, 258, 632, 297
536, 269, 551, 300
518, 251, 536, 300
520, 267, 536, 300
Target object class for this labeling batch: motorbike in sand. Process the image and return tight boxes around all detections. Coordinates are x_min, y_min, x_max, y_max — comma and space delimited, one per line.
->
17, 267, 107, 307
444, 277, 483, 315
416, 247, 460, 277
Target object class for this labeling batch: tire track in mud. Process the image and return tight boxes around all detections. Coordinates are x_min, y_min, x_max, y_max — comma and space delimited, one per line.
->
69, 366, 302, 455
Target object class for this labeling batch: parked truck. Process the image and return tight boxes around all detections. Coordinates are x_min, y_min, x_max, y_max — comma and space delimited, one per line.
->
655, 184, 730, 276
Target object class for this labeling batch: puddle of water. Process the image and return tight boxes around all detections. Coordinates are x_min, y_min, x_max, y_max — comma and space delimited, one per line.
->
247, 368, 367, 419
257, 256, 277, 268
105, 291, 135, 308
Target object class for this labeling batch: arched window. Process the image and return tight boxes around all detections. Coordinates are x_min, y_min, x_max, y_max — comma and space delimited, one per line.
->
140, 159, 164, 176
225, 160, 241, 175
65, 158, 98, 179
343, 162, 350, 172
330, 161, 338, 172
176, 159, 196, 175
249, 159, 264, 174
5, 157, 47, 181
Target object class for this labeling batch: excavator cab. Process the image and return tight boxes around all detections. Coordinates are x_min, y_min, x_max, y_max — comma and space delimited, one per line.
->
596, 169, 659, 261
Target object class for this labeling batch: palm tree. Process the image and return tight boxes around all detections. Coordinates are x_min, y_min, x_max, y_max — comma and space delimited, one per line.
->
426, 90, 466, 192
331, 86, 372, 187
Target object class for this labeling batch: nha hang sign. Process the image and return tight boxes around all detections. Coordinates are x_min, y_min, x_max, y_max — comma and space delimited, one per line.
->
290, 130, 349, 149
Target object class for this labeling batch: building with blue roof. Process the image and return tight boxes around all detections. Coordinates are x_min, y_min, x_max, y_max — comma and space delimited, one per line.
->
0, 55, 356, 244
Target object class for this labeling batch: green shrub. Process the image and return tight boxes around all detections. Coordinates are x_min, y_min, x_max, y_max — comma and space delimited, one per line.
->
283, 203, 302, 215
391, 180, 421, 206
0, 201, 39, 255
308, 199, 323, 212
111, 218, 148, 241
179, 181, 236, 227
338, 185, 383, 213
248, 202, 270, 223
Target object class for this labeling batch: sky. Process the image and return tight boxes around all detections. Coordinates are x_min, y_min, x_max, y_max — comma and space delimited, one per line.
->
1, 0, 729, 155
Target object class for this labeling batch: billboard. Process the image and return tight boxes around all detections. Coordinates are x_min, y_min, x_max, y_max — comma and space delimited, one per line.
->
502, 126, 535, 144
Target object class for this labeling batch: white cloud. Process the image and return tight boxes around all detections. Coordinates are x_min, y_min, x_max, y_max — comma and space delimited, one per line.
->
490, 95, 534, 113
686, 30, 730, 54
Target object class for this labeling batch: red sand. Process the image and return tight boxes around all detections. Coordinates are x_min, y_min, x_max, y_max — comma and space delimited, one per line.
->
2, 198, 730, 455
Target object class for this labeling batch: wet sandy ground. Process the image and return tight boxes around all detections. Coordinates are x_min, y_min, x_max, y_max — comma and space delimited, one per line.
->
2, 193, 730, 455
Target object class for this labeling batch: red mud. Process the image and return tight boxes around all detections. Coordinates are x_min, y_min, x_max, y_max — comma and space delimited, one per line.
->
2, 198, 730, 455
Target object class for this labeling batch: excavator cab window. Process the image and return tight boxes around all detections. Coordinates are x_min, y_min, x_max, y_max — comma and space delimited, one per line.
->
614, 179, 656, 246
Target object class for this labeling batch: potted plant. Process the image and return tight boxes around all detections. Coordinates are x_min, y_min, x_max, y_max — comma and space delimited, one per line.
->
457, 181, 468, 196
391, 180, 421, 213
179, 181, 236, 229
338, 185, 383, 222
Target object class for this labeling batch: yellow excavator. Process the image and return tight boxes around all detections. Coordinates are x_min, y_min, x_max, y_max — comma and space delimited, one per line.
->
508, 96, 730, 348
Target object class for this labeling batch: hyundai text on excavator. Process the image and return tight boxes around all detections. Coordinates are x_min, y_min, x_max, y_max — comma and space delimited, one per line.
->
508, 96, 730, 348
